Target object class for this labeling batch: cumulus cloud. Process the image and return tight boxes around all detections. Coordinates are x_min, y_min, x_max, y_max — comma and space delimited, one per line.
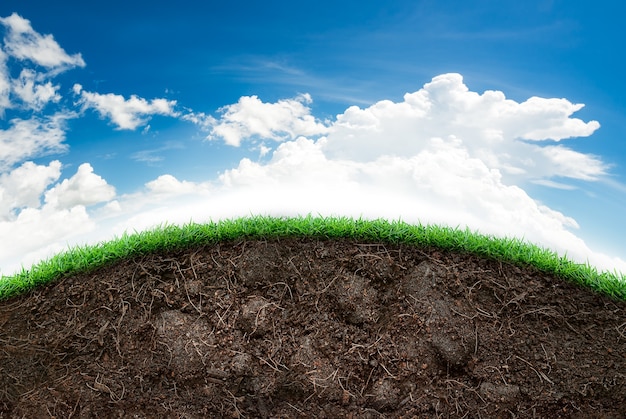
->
145, 174, 211, 196
323, 73, 604, 185
44, 163, 116, 210
0, 160, 61, 220
0, 204, 96, 274
0, 13, 85, 72
73, 84, 179, 130
208, 93, 329, 146
11, 69, 61, 110
0, 14, 80, 115
0, 113, 72, 171
0, 161, 115, 274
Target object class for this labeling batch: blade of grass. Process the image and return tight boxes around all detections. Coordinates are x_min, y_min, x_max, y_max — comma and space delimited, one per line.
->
1, 215, 624, 301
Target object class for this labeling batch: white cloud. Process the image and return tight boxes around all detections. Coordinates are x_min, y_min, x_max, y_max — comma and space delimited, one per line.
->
0, 160, 61, 220
0, 204, 95, 274
0, 13, 85, 72
519, 98, 599, 141
0, 48, 10, 114
0, 113, 72, 171
73, 84, 179, 130
44, 163, 116, 210
11, 69, 61, 110
145, 174, 210, 196
324, 73, 605, 185
181, 111, 216, 131
537, 145, 607, 181
0, 161, 115, 275
0, 14, 78, 116
209, 93, 329, 146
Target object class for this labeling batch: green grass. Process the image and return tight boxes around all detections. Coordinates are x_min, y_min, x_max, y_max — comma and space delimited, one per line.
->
1, 215, 625, 301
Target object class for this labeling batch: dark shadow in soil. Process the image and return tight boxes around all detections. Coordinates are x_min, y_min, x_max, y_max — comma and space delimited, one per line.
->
1, 238, 625, 418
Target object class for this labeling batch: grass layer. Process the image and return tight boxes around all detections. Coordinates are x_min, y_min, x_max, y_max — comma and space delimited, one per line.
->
1, 215, 625, 301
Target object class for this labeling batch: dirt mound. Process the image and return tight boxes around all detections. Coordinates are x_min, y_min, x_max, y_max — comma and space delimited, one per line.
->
1, 238, 625, 418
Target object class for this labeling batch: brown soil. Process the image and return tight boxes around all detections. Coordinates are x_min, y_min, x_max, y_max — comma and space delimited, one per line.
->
1, 238, 625, 418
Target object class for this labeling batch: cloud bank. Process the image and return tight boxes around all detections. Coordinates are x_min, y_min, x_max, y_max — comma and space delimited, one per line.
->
0, 13, 624, 278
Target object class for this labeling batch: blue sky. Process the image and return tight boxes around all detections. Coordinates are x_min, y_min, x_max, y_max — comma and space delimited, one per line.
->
1, 0, 625, 275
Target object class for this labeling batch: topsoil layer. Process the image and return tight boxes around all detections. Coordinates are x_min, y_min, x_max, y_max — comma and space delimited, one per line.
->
1, 238, 625, 418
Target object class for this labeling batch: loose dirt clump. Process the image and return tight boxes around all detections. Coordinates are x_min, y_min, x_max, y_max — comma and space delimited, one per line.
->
1, 238, 625, 418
